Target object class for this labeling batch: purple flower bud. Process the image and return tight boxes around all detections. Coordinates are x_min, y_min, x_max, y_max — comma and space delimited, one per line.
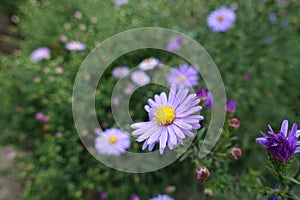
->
42, 115, 50, 123
230, 147, 242, 160
204, 92, 213, 109
226, 99, 237, 113
197, 167, 210, 183
228, 117, 240, 129
196, 88, 208, 101
243, 72, 251, 80
130, 194, 140, 200
99, 191, 107, 199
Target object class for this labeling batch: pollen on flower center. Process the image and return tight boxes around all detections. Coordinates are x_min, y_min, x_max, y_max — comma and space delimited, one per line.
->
217, 15, 224, 21
153, 105, 175, 126
179, 75, 186, 82
109, 136, 117, 143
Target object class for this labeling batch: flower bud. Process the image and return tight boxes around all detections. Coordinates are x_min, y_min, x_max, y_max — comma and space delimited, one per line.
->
230, 147, 242, 160
197, 167, 210, 183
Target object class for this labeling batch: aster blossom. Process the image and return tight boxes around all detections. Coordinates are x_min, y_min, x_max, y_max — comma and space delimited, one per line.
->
256, 119, 300, 163
112, 66, 130, 79
167, 63, 199, 88
138, 57, 160, 71
94, 128, 130, 156
207, 6, 236, 32
30, 47, 51, 63
149, 194, 174, 200
65, 41, 86, 51
131, 85, 203, 154
131, 70, 150, 86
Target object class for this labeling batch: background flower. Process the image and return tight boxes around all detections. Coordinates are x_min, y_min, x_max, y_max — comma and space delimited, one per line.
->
167, 63, 199, 88
30, 47, 51, 63
112, 66, 130, 79
149, 194, 174, 200
94, 128, 130, 156
166, 36, 183, 52
138, 57, 160, 71
207, 6, 236, 32
131, 70, 150, 86
65, 41, 86, 51
131, 85, 203, 154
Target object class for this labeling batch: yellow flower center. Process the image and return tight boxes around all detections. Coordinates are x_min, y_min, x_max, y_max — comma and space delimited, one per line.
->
109, 136, 117, 143
153, 105, 175, 126
179, 75, 186, 82
217, 15, 224, 21
145, 58, 151, 63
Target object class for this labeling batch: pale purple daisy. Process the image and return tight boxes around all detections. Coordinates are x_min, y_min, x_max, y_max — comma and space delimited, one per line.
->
131, 85, 203, 154
256, 119, 300, 163
167, 63, 199, 88
112, 66, 130, 79
207, 6, 236, 32
94, 128, 130, 156
149, 194, 174, 200
35, 112, 44, 120
30, 47, 51, 63
114, 0, 129, 6
138, 57, 160, 71
131, 70, 150, 86
166, 36, 184, 52
65, 41, 86, 51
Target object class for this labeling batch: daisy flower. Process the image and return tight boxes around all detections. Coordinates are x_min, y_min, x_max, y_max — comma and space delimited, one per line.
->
207, 6, 236, 32
112, 66, 130, 79
114, 0, 129, 6
138, 57, 160, 71
94, 128, 130, 156
131, 85, 203, 154
65, 41, 86, 51
256, 119, 300, 163
131, 70, 150, 86
167, 63, 199, 88
30, 47, 51, 63
149, 194, 174, 200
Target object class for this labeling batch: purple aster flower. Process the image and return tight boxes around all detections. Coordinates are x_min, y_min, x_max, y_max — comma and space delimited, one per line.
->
197, 167, 211, 183
131, 70, 150, 86
243, 72, 251, 80
256, 119, 300, 163
226, 99, 237, 113
207, 6, 236, 32
166, 36, 184, 52
205, 92, 213, 109
167, 63, 199, 88
94, 128, 130, 156
30, 47, 51, 63
112, 66, 130, 79
149, 194, 174, 200
196, 88, 208, 101
138, 57, 160, 71
114, 0, 129, 6
65, 41, 86, 51
99, 191, 107, 199
230, 147, 242, 160
131, 85, 203, 154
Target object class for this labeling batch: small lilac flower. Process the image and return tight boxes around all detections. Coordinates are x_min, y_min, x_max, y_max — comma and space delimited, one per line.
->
94, 128, 130, 156
30, 47, 51, 63
196, 88, 208, 101
228, 117, 240, 129
205, 92, 213, 109
149, 194, 174, 200
167, 63, 199, 88
131, 70, 150, 86
124, 84, 134, 95
197, 167, 211, 183
130, 194, 140, 200
55, 66, 63, 74
7, 150, 16, 159
112, 66, 130, 79
112, 97, 119, 106
207, 6, 236, 32
99, 191, 107, 199
243, 72, 251, 80
226, 99, 237, 113
269, 13, 277, 24
256, 119, 300, 163
230, 147, 242, 160
59, 35, 67, 42
90, 16, 97, 23
138, 57, 160, 71
33, 76, 41, 83
166, 36, 184, 52
55, 132, 62, 138
35, 112, 44, 120
114, 0, 129, 6
131, 85, 203, 154
65, 41, 86, 51
74, 11, 82, 19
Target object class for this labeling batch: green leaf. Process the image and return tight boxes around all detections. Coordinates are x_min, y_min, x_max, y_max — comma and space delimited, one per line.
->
286, 176, 300, 185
